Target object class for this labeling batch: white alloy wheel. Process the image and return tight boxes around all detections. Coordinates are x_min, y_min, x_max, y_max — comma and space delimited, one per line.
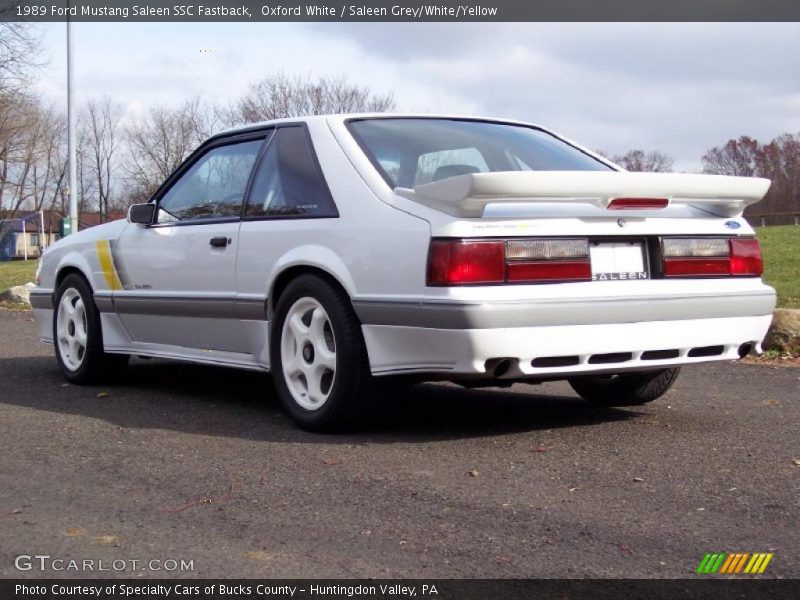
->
56, 288, 88, 372
280, 297, 337, 410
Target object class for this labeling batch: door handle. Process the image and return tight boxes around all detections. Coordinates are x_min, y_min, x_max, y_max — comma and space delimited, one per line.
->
209, 236, 231, 248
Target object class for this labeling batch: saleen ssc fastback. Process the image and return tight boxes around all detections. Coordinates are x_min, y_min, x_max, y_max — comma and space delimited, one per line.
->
31, 115, 776, 430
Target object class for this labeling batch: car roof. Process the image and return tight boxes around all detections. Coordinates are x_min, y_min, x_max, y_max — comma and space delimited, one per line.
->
216, 113, 546, 136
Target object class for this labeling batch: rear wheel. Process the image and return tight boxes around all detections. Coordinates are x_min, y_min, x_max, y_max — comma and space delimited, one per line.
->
53, 274, 128, 384
568, 368, 680, 407
270, 275, 372, 432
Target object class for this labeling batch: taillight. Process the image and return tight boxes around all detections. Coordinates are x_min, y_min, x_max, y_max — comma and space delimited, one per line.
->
662, 238, 763, 277
507, 261, 592, 281
427, 238, 591, 285
506, 239, 591, 283
730, 238, 763, 276
607, 198, 669, 210
427, 240, 505, 285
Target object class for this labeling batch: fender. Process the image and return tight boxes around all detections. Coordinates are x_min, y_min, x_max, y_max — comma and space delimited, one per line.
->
54, 251, 98, 289
44, 220, 129, 293
267, 244, 358, 302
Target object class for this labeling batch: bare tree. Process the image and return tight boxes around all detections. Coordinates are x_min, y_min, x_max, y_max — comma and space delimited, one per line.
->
701, 136, 760, 177
0, 94, 52, 217
702, 134, 800, 221
613, 149, 674, 172
0, 21, 45, 218
83, 97, 124, 220
0, 90, 28, 214
754, 134, 800, 218
40, 111, 69, 217
119, 77, 392, 207
0, 22, 43, 92
219, 73, 395, 127
28, 105, 66, 212
125, 98, 214, 201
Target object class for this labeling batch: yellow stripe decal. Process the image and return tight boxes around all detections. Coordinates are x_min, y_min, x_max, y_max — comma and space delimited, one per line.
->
96, 240, 122, 291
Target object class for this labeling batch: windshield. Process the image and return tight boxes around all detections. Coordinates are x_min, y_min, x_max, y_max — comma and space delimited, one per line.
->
348, 118, 612, 189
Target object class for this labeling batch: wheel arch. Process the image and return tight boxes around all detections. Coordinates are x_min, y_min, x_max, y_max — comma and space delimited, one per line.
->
268, 265, 354, 321
54, 255, 95, 291
266, 245, 358, 320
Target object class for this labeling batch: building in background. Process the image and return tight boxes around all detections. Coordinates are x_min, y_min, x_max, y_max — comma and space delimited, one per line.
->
0, 211, 124, 260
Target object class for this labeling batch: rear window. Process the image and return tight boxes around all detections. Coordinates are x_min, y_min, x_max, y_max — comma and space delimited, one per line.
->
348, 118, 611, 189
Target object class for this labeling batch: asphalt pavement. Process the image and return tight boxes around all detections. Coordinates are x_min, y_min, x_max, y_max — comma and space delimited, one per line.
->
0, 308, 797, 579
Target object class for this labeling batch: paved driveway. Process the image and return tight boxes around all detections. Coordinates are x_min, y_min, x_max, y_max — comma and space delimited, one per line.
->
0, 309, 797, 578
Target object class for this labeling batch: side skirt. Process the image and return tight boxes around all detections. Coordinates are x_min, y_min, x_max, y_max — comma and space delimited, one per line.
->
100, 313, 271, 372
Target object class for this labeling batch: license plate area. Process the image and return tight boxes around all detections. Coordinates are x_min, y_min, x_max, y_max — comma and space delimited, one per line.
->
590, 241, 648, 281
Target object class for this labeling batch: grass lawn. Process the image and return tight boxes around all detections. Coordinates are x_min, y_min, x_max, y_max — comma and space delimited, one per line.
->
0, 259, 37, 293
756, 225, 800, 309
0, 227, 796, 308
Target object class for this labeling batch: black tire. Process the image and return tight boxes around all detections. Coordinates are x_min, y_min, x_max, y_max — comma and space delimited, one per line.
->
53, 273, 129, 384
270, 274, 372, 432
568, 368, 680, 407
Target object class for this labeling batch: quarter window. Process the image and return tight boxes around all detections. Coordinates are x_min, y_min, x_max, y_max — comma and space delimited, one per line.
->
157, 139, 263, 223
245, 127, 337, 218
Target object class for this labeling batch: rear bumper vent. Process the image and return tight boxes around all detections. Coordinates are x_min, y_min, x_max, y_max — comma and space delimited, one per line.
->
525, 343, 735, 373
641, 349, 680, 361
588, 352, 633, 365
532, 356, 580, 368
687, 345, 725, 358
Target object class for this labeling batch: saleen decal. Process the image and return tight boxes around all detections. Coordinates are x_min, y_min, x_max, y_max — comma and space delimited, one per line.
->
591, 272, 648, 281
96, 240, 123, 291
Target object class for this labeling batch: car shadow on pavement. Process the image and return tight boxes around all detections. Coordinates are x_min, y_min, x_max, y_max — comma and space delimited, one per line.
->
0, 355, 641, 443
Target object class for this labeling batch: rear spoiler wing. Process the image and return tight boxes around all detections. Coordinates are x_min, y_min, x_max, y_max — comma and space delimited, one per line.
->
394, 171, 771, 218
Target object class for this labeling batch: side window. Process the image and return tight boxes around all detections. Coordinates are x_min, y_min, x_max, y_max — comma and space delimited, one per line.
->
245, 127, 337, 219
414, 147, 490, 185
157, 139, 263, 224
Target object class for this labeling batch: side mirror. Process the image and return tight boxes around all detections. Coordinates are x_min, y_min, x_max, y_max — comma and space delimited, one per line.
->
127, 203, 155, 225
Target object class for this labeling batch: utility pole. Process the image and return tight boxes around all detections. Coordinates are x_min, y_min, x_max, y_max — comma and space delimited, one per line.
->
67, 15, 78, 234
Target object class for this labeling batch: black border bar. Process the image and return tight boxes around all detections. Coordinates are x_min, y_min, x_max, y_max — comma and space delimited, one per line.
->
3, 579, 800, 600
2, 0, 800, 22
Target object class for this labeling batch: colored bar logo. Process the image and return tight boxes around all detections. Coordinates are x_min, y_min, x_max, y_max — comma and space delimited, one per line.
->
697, 552, 773, 574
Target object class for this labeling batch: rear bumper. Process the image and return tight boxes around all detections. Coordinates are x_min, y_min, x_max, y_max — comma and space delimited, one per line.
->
361, 313, 774, 377
353, 289, 775, 329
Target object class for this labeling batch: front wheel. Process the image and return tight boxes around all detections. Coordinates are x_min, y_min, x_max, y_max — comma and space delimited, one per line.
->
270, 275, 372, 432
53, 274, 128, 384
568, 368, 680, 407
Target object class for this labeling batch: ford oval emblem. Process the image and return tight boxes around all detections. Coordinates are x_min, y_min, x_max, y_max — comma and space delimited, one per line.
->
725, 220, 742, 230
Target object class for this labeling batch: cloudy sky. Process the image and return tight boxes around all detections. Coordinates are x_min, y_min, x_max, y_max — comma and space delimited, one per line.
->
37, 22, 800, 171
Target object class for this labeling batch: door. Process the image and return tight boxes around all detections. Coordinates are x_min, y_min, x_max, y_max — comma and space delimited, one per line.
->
113, 136, 265, 352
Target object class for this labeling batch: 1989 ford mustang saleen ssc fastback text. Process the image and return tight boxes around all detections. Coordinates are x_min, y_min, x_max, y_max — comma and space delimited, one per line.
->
31, 115, 776, 431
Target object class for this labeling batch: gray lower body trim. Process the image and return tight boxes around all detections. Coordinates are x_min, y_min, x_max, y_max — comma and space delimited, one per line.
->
29, 290, 53, 310
94, 293, 114, 313
114, 296, 236, 319
101, 293, 266, 320
353, 291, 776, 329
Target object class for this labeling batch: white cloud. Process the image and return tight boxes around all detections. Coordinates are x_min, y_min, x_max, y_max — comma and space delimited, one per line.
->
35, 22, 800, 170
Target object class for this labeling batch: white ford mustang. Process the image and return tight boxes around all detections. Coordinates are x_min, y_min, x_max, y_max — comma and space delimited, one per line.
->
31, 114, 776, 431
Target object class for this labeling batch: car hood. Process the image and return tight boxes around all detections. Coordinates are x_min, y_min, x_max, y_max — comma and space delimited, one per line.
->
44, 218, 129, 255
